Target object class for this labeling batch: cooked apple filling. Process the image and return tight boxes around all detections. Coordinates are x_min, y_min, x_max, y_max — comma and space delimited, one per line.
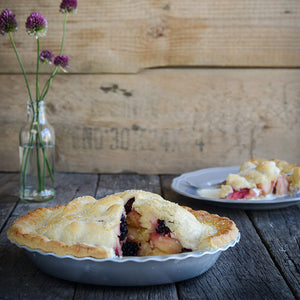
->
219, 158, 300, 200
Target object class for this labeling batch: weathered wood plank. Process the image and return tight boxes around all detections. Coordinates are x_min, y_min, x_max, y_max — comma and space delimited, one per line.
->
0, 173, 19, 232
0, 218, 76, 300
74, 284, 178, 300
0, 69, 299, 174
247, 206, 300, 299
0, 0, 300, 73
161, 175, 295, 299
95, 174, 161, 199
0, 173, 98, 300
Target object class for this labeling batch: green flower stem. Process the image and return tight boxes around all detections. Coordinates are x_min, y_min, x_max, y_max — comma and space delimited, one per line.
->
20, 146, 31, 198
38, 61, 47, 72
43, 153, 46, 188
40, 12, 69, 100
36, 37, 40, 101
9, 32, 32, 101
36, 140, 42, 192
20, 147, 26, 198
35, 101, 54, 184
36, 130, 55, 184
35, 106, 55, 184
35, 103, 42, 192
20, 101, 36, 196
30, 100, 36, 115
20, 140, 29, 197
20, 122, 35, 197
40, 68, 59, 99
60, 12, 69, 54
42, 146, 55, 182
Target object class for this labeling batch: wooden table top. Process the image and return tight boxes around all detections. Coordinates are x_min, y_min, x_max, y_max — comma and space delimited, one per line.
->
0, 172, 299, 300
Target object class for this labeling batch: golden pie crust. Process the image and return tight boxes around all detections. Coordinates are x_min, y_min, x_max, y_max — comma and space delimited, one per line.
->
7, 190, 239, 259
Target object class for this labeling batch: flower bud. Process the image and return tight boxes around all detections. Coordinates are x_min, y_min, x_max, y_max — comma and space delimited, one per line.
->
40, 50, 55, 64
25, 12, 47, 37
54, 55, 69, 72
60, 0, 78, 13
0, 9, 18, 35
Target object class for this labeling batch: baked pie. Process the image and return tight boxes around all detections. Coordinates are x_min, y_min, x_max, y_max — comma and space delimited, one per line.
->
219, 158, 300, 200
7, 190, 239, 258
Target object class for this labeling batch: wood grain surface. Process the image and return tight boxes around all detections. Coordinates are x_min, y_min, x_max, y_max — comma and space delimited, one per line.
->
0, 69, 299, 173
0, 172, 299, 299
0, 0, 299, 73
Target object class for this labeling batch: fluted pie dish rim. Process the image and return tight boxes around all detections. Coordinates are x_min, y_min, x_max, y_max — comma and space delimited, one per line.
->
9, 232, 240, 262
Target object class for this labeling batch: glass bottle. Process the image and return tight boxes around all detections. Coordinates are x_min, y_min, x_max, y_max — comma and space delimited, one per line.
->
19, 100, 55, 202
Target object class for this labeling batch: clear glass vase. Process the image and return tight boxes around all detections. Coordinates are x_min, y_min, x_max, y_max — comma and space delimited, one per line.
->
19, 100, 55, 202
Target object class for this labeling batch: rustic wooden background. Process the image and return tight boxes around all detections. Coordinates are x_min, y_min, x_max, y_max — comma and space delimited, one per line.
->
0, 0, 299, 173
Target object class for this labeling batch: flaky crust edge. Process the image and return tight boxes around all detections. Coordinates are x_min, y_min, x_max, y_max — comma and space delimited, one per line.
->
7, 202, 239, 259
182, 206, 239, 249
7, 205, 112, 259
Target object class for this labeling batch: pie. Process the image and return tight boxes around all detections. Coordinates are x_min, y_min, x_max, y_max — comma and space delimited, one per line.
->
7, 190, 239, 258
219, 158, 300, 200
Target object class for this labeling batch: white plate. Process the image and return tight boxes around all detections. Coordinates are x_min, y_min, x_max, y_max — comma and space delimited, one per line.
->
11, 235, 240, 286
172, 166, 300, 210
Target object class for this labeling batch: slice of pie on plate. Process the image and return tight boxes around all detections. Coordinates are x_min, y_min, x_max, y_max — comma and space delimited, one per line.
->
199, 158, 300, 200
7, 190, 239, 258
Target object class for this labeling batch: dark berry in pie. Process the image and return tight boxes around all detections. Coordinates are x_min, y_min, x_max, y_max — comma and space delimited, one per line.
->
182, 248, 192, 253
156, 219, 171, 235
118, 214, 127, 241
125, 197, 135, 214
122, 241, 139, 256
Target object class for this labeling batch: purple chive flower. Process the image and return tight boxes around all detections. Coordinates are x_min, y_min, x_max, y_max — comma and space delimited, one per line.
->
0, 9, 18, 35
40, 50, 55, 64
60, 0, 78, 13
25, 12, 47, 37
54, 55, 69, 71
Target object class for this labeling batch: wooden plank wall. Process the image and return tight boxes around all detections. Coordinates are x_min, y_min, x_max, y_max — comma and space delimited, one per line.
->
0, 0, 299, 174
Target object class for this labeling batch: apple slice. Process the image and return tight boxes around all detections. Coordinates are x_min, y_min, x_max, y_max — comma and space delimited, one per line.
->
275, 175, 289, 196
126, 209, 141, 228
150, 232, 182, 254
228, 188, 249, 200
257, 181, 275, 195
